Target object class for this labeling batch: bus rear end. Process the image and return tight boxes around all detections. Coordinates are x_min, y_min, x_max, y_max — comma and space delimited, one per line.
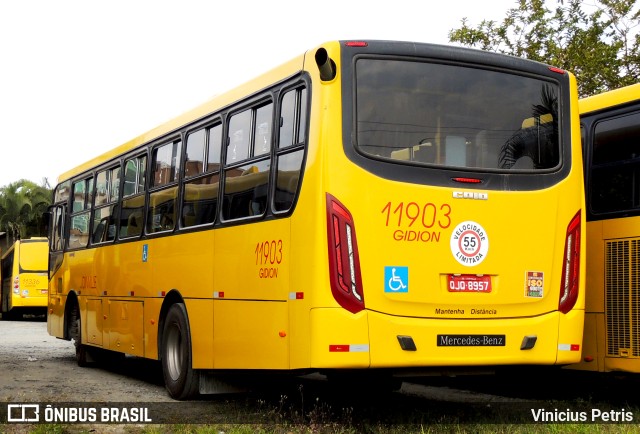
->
308, 41, 584, 371
1, 238, 48, 318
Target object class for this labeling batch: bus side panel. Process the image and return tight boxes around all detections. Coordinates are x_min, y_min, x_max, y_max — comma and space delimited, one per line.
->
213, 220, 290, 369
85, 298, 104, 346
150, 231, 214, 300
107, 300, 144, 356
213, 300, 289, 369
150, 231, 215, 367
184, 298, 213, 369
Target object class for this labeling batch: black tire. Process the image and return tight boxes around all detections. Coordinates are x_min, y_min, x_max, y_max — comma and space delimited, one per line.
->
161, 303, 200, 400
68, 302, 92, 367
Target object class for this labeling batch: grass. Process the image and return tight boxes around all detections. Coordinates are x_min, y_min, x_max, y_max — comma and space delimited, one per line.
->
4, 376, 640, 434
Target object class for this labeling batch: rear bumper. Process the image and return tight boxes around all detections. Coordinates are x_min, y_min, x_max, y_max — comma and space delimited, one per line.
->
309, 307, 584, 368
12, 293, 48, 308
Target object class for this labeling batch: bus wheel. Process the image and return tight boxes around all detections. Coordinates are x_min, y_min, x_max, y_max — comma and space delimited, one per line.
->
68, 302, 91, 367
161, 303, 199, 400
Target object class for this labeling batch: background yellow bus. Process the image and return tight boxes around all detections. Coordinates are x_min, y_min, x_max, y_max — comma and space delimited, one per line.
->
48, 40, 585, 399
1, 238, 49, 320
572, 83, 640, 373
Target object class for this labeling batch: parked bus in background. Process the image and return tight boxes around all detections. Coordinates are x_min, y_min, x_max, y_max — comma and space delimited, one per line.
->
572, 83, 640, 373
47, 40, 585, 399
1, 238, 49, 320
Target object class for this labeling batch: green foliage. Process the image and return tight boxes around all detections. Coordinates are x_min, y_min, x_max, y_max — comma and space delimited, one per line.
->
0, 178, 52, 249
449, 0, 640, 97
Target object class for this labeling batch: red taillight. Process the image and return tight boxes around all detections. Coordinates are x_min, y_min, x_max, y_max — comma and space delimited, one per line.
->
345, 41, 368, 47
326, 194, 364, 313
548, 66, 566, 75
452, 177, 483, 184
559, 211, 581, 314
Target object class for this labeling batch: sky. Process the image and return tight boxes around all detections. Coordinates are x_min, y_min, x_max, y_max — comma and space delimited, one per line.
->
0, 0, 518, 189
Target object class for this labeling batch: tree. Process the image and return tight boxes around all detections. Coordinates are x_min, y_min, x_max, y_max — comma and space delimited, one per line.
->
0, 179, 52, 249
449, 0, 640, 97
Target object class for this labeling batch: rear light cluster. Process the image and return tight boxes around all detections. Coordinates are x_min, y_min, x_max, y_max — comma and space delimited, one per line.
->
326, 194, 364, 313
559, 211, 581, 314
13, 276, 19, 295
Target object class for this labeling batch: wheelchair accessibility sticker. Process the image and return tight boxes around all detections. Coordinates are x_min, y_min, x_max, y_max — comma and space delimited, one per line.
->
385, 266, 408, 293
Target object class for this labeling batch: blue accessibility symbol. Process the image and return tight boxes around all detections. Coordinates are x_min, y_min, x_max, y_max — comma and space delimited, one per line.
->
385, 266, 408, 293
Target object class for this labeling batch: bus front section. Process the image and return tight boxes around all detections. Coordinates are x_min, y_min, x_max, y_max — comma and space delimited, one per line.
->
311, 41, 585, 372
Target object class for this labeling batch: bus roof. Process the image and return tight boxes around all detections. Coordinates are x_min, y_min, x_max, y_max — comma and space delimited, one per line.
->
56, 51, 308, 185
579, 83, 640, 116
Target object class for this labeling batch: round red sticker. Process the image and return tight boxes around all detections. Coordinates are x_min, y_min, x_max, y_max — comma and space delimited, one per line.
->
450, 221, 489, 266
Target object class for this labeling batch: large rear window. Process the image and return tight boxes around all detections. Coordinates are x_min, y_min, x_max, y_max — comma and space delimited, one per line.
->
19, 241, 48, 272
355, 58, 560, 171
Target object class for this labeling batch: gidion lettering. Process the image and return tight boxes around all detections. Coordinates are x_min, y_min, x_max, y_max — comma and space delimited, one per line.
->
393, 230, 441, 242
382, 201, 451, 243
255, 240, 283, 279
259, 267, 279, 278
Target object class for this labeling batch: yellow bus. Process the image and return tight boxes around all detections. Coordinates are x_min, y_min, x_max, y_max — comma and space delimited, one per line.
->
1, 238, 49, 319
47, 40, 585, 399
572, 83, 640, 373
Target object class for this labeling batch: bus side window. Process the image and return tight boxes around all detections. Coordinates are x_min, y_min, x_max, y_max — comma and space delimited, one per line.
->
274, 86, 306, 213
227, 110, 251, 163
222, 102, 273, 221
185, 129, 206, 177
147, 141, 180, 234
92, 166, 120, 244
590, 111, 640, 213
120, 154, 147, 238
69, 177, 93, 249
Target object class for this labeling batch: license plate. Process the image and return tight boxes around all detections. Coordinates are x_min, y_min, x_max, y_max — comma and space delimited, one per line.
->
447, 274, 492, 293
437, 334, 506, 347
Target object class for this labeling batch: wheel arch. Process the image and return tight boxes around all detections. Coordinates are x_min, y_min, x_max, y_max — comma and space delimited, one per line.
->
63, 290, 80, 341
157, 289, 185, 359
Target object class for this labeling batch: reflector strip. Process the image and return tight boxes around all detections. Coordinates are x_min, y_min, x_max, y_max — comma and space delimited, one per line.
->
288, 292, 304, 300
329, 344, 369, 352
214, 291, 225, 298
558, 344, 581, 351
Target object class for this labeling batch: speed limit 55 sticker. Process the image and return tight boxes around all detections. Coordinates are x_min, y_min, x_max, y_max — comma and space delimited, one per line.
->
450, 221, 489, 266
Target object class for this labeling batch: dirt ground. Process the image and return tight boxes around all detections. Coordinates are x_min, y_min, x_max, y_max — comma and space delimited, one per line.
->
0, 318, 172, 404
